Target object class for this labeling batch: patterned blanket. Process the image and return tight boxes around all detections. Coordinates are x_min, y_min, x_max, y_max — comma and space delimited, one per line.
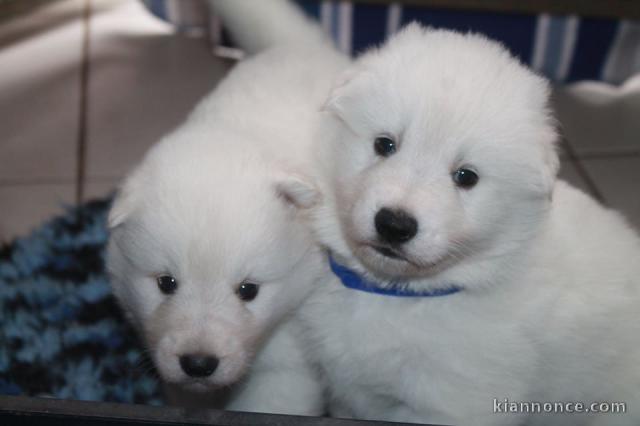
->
0, 199, 162, 404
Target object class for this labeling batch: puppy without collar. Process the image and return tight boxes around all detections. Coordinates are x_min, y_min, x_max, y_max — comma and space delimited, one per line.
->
107, 43, 345, 413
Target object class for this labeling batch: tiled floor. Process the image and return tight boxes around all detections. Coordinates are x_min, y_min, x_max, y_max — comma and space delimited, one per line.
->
553, 81, 640, 228
0, 1, 638, 242
0, 0, 232, 242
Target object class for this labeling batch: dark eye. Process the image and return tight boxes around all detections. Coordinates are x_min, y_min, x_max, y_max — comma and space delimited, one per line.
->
452, 168, 479, 188
157, 275, 178, 295
236, 282, 259, 302
374, 136, 396, 157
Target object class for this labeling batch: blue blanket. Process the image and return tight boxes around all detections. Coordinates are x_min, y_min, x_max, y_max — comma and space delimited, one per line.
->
0, 199, 162, 404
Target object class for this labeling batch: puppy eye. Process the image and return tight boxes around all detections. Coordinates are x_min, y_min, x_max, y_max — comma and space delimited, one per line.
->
236, 282, 259, 302
157, 275, 178, 295
452, 168, 479, 189
374, 136, 396, 157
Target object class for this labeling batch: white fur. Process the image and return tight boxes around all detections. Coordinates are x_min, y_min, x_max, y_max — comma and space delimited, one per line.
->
301, 24, 640, 425
107, 42, 345, 413
209, 0, 327, 55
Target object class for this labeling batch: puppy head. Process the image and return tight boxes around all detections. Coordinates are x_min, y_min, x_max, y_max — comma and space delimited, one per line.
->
322, 25, 558, 282
107, 134, 319, 392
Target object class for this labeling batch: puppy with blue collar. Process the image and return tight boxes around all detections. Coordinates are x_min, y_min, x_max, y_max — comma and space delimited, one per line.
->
209, 1, 640, 424
301, 24, 640, 426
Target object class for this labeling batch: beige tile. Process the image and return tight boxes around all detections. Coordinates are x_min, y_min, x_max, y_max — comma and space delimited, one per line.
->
0, 3, 83, 182
557, 160, 591, 196
83, 179, 121, 202
86, 1, 232, 180
0, 183, 75, 243
581, 157, 640, 230
0, 1, 129, 47
0, 0, 92, 47
552, 79, 640, 156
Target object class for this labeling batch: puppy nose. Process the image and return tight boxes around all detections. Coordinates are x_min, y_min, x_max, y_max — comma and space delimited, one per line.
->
179, 354, 219, 377
375, 208, 418, 244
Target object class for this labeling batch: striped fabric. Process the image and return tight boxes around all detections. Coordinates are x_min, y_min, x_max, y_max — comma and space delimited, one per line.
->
141, 0, 640, 84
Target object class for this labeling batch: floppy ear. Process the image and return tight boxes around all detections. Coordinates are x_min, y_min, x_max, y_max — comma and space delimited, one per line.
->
541, 133, 560, 199
108, 178, 139, 229
523, 75, 559, 198
537, 83, 561, 197
275, 173, 321, 209
322, 67, 380, 136
323, 23, 424, 116
322, 67, 363, 116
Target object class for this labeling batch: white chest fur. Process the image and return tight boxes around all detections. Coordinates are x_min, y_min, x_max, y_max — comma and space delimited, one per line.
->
302, 278, 536, 425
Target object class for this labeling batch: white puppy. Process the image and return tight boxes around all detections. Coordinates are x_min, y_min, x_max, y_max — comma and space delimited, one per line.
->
182, 3, 640, 424
106, 11, 346, 412
306, 23, 640, 426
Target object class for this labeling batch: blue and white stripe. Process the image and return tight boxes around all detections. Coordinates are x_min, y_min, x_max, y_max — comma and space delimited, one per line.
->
603, 20, 640, 84
319, 1, 354, 55
386, 3, 403, 38
142, 0, 639, 84
531, 14, 580, 81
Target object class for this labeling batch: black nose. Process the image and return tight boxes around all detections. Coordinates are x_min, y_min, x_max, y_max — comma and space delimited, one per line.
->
179, 354, 219, 377
375, 208, 418, 244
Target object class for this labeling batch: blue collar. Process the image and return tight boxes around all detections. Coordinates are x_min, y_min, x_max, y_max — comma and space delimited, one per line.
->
328, 254, 462, 298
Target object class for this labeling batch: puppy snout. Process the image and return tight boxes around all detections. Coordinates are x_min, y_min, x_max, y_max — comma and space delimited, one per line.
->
375, 208, 418, 244
179, 354, 219, 378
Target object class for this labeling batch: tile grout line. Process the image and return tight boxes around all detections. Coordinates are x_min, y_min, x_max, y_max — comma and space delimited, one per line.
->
571, 150, 640, 159
0, 178, 77, 186
560, 137, 607, 205
75, 0, 92, 206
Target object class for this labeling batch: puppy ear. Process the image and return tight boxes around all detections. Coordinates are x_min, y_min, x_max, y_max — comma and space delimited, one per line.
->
541, 136, 560, 198
538, 86, 561, 196
108, 190, 133, 229
321, 68, 377, 137
322, 68, 363, 116
527, 76, 560, 198
276, 173, 321, 209
108, 178, 139, 229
